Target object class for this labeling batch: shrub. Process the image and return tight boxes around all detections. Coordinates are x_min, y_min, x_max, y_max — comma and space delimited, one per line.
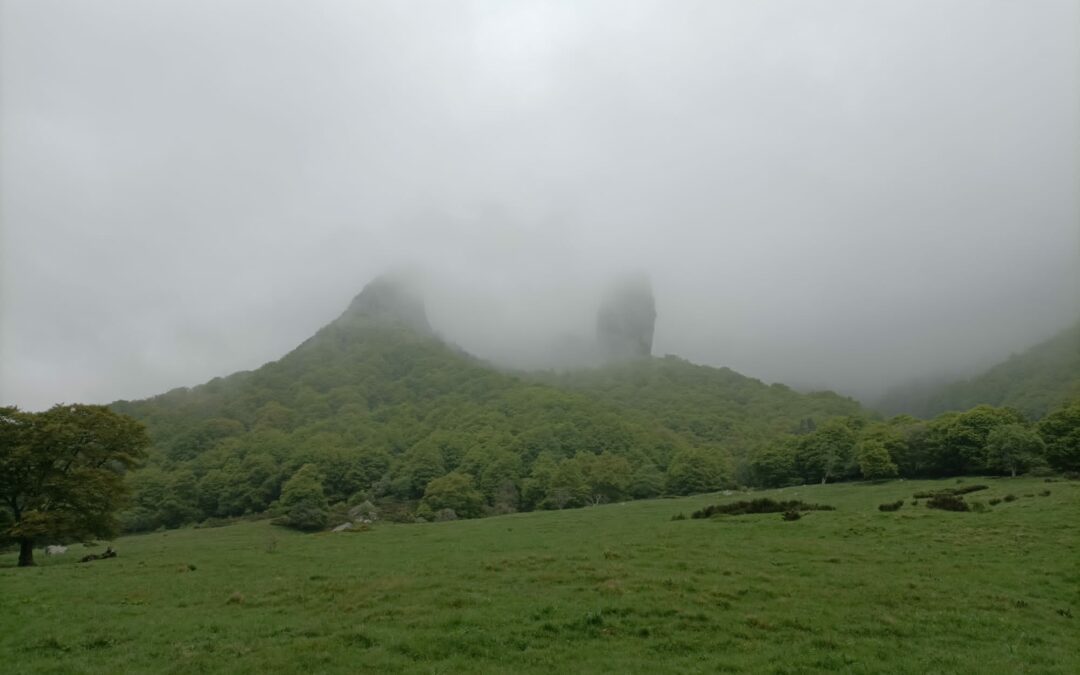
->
913, 485, 987, 499
781, 510, 801, 521
970, 501, 989, 513
1039, 490, 1051, 497
988, 498, 1002, 506
691, 498, 834, 519
434, 508, 458, 522
671, 513, 687, 521
1003, 494, 1017, 502
926, 494, 969, 512
878, 500, 904, 512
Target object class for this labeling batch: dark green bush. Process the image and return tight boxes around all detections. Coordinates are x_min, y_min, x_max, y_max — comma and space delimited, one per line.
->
878, 500, 904, 512
926, 494, 969, 512
914, 485, 987, 499
1003, 494, 1017, 502
691, 498, 834, 519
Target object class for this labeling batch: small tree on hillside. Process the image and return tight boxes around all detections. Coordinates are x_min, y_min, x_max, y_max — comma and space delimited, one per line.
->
277, 464, 328, 531
0, 405, 149, 567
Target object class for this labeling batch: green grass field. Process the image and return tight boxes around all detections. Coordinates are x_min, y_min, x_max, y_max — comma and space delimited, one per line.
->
2, 477, 1077, 674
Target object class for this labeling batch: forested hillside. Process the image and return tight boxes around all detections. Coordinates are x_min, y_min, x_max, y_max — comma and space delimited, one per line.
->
877, 321, 1080, 419
109, 277, 872, 530
532, 357, 864, 459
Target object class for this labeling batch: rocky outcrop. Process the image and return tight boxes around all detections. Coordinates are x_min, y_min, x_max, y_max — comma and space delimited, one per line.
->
596, 274, 656, 361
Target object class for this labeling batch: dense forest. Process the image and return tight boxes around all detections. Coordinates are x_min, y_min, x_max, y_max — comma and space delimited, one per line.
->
876, 321, 1080, 419
109, 280, 1080, 532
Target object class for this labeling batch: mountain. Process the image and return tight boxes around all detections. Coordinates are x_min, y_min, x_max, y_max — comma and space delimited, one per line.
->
110, 274, 869, 530
875, 321, 1080, 419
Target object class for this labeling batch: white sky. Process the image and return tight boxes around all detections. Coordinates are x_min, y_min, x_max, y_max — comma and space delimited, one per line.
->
2, 0, 1078, 410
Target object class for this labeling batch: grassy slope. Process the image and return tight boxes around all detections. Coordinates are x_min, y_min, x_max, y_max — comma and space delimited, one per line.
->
2, 477, 1078, 674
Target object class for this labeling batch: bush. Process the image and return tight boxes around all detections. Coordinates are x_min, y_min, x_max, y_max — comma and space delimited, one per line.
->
434, 508, 458, 522
691, 498, 834, 519
926, 494, 969, 512
1003, 494, 1017, 502
913, 485, 987, 499
781, 510, 801, 521
671, 513, 687, 521
1039, 490, 1051, 497
988, 498, 1002, 505
878, 500, 904, 512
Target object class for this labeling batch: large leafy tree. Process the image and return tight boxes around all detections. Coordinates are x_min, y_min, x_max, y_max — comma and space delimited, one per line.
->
985, 423, 1045, 477
1038, 400, 1080, 472
0, 405, 149, 567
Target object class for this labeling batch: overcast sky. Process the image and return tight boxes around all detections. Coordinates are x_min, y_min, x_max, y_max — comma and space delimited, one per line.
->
2, 0, 1078, 411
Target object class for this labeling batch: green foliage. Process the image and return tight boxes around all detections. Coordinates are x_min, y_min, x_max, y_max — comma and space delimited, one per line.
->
748, 437, 798, 488
691, 498, 835, 518
666, 448, 730, 495
985, 423, 1045, 477
795, 418, 858, 484
628, 461, 664, 499
1038, 400, 1080, 471
931, 405, 1025, 474
277, 464, 328, 532
0, 405, 149, 566
104, 290, 1077, 530
419, 471, 484, 519
855, 439, 899, 480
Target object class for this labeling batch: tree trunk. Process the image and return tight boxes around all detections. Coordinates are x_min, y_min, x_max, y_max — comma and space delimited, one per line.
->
18, 538, 35, 567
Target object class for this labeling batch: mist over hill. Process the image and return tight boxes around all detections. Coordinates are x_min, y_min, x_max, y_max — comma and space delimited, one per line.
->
109, 273, 869, 530
875, 321, 1080, 419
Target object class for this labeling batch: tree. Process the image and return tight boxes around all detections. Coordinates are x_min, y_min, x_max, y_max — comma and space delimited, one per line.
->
749, 437, 798, 487
666, 448, 729, 495
0, 405, 149, 567
419, 471, 484, 518
277, 464, 328, 531
937, 405, 1025, 474
855, 440, 899, 480
581, 452, 632, 504
628, 461, 664, 499
795, 419, 857, 484
1038, 401, 1080, 472
985, 423, 1045, 477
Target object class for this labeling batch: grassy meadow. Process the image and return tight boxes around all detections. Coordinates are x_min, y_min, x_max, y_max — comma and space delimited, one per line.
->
2, 477, 1078, 674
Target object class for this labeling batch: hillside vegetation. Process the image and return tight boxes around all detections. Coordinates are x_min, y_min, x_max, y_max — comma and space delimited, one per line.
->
108, 279, 1079, 533
108, 279, 872, 531
877, 321, 1080, 419
2, 478, 1077, 674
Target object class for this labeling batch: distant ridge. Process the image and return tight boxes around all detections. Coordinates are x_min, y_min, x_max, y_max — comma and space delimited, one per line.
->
875, 321, 1080, 419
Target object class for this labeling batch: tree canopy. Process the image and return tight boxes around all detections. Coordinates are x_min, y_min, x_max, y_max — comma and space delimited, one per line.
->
0, 404, 148, 566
